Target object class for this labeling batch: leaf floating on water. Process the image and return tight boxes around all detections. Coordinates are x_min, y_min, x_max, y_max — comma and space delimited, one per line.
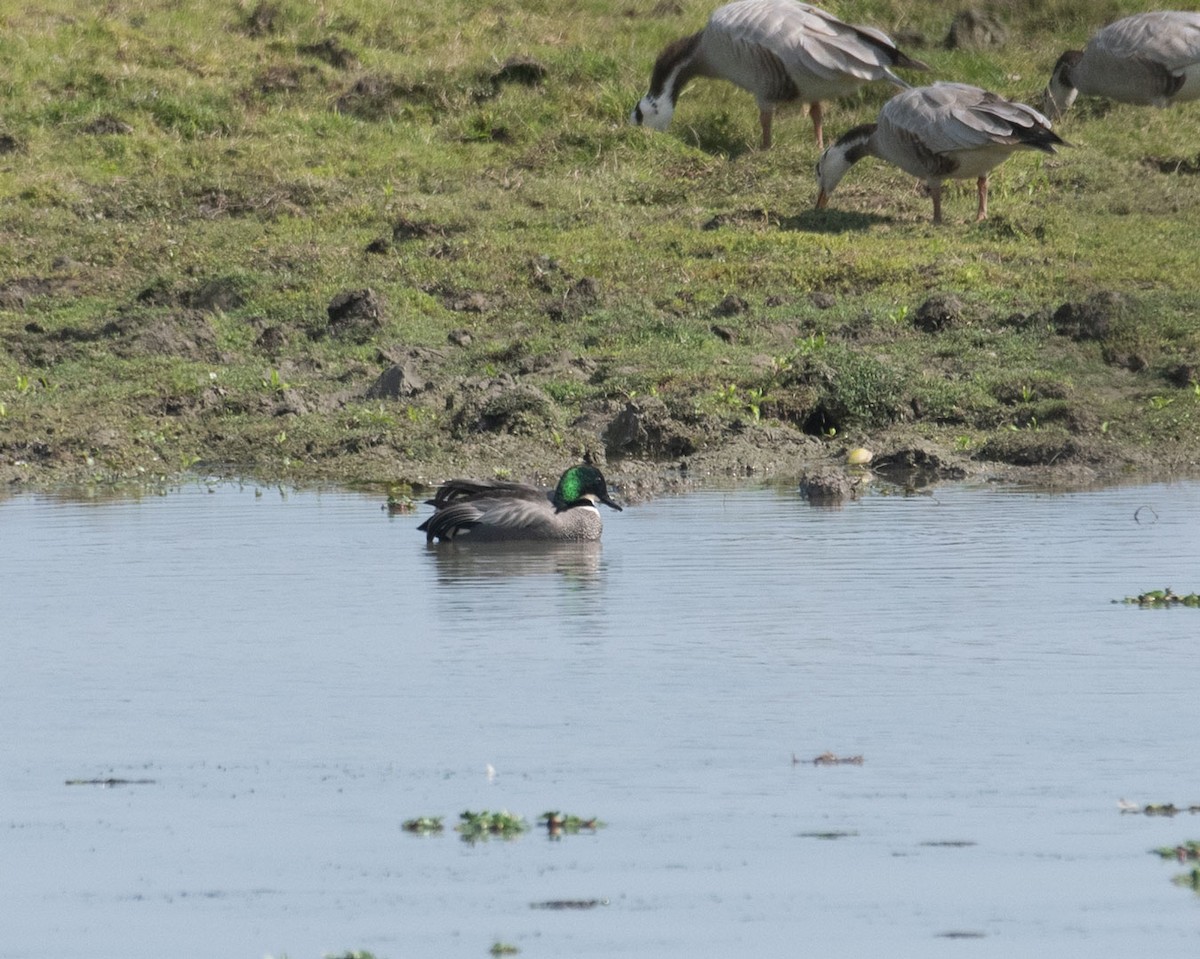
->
539, 811, 603, 837
805, 751, 864, 766
1119, 802, 1200, 816
530, 898, 608, 910
798, 830, 859, 840
401, 816, 444, 834
1117, 587, 1200, 607
65, 777, 156, 786
1152, 841, 1200, 861
456, 809, 528, 843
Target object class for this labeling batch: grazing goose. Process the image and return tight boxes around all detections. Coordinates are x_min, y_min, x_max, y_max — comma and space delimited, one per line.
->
815, 83, 1065, 224
631, 0, 928, 149
1044, 11, 1200, 119
417, 465, 622, 543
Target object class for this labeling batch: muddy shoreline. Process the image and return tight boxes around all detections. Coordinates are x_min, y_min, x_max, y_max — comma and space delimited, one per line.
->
4, 402, 1196, 504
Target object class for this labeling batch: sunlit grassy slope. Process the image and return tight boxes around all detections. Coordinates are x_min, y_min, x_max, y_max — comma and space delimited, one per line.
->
0, 0, 1198, 486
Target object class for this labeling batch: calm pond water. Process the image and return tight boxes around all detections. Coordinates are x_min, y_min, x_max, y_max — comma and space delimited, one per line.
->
3, 477, 1200, 958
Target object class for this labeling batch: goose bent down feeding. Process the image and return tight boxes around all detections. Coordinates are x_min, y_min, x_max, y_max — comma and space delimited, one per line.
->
631, 0, 928, 149
417, 465, 622, 543
815, 83, 1065, 224
1044, 10, 1200, 119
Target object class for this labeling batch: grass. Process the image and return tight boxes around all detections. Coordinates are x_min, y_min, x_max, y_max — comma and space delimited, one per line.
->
2, 0, 1200, 490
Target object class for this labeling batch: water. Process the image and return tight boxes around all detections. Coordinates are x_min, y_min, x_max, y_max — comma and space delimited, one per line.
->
3, 479, 1200, 958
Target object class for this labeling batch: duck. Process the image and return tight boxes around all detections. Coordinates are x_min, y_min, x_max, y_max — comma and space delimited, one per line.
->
815, 82, 1065, 224
1043, 11, 1200, 119
631, 0, 928, 150
417, 464, 622, 543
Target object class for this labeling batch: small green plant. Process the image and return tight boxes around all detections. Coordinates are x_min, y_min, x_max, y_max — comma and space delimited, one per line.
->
401, 816, 444, 834
16, 373, 30, 393
489, 943, 519, 956
456, 810, 528, 843
1149, 395, 1175, 411
954, 435, 973, 451
793, 333, 827, 357
715, 382, 739, 407
262, 369, 290, 393
744, 387, 764, 422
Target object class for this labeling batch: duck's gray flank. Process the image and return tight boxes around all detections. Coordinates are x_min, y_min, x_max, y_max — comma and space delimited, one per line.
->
417, 465, 622, 543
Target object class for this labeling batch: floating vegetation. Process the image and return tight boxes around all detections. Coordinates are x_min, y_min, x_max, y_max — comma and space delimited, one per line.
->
936, 931, 986, 939
456, 809, 528, 843
1119, 801, 1200, 816
489, 943, 519, 956
1172, 868, 1200, 892
1153, 841, 1200, 861
401, 816, 444, 834
1116, 588, 1200, 607
384, 486, 416, 515
1150, 842, 1200, 892
919, 840, 978, 848
798, 830, 859, 840
65, 777, 156, 786
803, 752, 864, 766
539, 811, 603, 837
530, 899, 607, 910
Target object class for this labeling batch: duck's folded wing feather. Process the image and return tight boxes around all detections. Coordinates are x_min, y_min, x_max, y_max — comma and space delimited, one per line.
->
425, 478, 549, 508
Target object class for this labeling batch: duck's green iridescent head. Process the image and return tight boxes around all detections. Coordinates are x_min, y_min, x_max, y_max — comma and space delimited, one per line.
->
555, 465, 622, 511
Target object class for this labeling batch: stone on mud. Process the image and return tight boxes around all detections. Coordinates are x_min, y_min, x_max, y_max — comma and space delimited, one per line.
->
603, 397, 698, 459
365, 362, 427, 400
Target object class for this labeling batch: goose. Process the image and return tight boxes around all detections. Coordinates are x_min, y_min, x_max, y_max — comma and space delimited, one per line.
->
417, 465, 622, 543
1044, 11, 1200, 119
815, 82, 1065, 224
631, 0, 928, 150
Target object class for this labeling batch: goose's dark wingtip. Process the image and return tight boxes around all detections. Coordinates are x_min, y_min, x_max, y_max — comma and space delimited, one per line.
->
897, 53, 931, 72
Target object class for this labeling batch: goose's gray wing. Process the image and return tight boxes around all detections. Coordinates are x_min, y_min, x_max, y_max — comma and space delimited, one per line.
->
883, 84, 1053, 156
1093, 12, 1200, 69
711, 0, 906, 82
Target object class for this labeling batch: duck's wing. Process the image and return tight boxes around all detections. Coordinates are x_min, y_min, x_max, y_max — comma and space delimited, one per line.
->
424, 478, 550, 509
418, 496, 559, 543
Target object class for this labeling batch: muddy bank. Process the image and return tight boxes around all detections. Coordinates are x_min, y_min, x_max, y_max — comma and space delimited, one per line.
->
4, 279, 1199, 501
1, 376, 1192, 503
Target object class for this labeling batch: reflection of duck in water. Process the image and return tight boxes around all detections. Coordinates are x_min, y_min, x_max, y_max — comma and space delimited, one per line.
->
418, 465, 622, 543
